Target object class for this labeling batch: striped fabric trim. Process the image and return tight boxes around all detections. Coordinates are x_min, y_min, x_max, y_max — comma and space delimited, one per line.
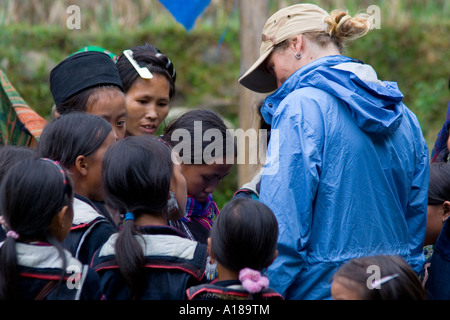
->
0, 69, 47, 146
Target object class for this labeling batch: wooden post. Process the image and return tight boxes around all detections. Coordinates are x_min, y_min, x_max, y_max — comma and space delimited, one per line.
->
238, 0, 269, 187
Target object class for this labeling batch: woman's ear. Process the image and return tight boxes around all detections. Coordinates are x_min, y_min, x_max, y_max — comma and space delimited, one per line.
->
74, 155, 88, 176
291, 34, 304, 55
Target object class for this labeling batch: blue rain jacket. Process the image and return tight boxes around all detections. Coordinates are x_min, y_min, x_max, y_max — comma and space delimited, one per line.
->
260, 55, 428, 300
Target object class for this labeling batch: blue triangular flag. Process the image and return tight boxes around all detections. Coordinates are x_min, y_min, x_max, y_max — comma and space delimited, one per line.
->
159, 0, 211, 31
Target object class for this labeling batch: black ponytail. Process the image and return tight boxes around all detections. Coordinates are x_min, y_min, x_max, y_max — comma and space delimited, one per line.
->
102, 135, 173, 299
0, 158, 74, 300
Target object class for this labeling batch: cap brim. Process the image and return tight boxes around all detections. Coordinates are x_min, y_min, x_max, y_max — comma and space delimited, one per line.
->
238, 49, 277, 93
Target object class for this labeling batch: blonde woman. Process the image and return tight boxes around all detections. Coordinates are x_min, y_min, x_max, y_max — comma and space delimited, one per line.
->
239, 4, 428, 300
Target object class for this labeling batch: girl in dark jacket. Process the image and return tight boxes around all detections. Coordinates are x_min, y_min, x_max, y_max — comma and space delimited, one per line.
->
37, 113, 117, 265
91, 135, 207, 300
187, 198, 283, 300
0, 158, 100, 300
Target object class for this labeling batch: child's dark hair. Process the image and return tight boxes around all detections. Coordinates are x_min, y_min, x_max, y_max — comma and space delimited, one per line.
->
56, 85, 123, 115
116, 44, 176, 99
37, 113, 113, 168
0, 146, 35, 183
332, 255, 426, 300
428, 162, 450, 205
102, 135, 173, 299
0, 158, 74, 299
210, 198, 278, 272
162, 109, 236, 164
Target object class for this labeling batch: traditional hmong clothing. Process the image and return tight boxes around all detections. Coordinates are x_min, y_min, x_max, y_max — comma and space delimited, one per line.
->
170, 194, 219, 244
62, 195, 116, 265
0, 69, 47, 147
187, 280, 284, 300
69, 46, 117, 62
0, 241, 101, 300
91, 225, 207, 300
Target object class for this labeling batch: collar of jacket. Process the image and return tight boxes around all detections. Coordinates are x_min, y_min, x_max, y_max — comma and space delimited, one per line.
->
261, 55, 356, 125
14, 242, 82, 279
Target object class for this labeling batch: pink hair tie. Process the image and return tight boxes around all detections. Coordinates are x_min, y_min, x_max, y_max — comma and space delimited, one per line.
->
6, 230, 19, 239
238, 268, 269, 294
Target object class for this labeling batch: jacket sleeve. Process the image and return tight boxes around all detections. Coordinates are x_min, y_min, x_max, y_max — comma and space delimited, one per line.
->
260, 91, 324, 297
405, 129, 429, 273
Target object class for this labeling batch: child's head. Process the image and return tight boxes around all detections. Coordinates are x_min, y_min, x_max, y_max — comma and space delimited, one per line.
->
37, 113, 116, 202
116, 44, 176, 136
0, 158, 74, 299
0, 146, 35, 183
209, 198, 278, 274
102, 135, 185, 220
0, 158, 74, 243
426, 162, 450, 245
50, 51, 126, 139
162, 109, 235, 202
102, 135, 186, 298
331, 255, 426, 300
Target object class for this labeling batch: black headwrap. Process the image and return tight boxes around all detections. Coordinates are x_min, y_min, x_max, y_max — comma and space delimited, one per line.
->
50, 51, 123, 105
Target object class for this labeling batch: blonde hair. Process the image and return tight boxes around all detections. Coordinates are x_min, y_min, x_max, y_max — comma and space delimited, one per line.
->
273, 10, 371, 54
322, 10, 372, 51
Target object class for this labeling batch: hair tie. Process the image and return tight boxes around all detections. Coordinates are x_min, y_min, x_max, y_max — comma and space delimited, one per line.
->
336, 15, 352, 29
6, 230, 19, 240
327, 14, 352, 37
238, 268, 269, 294
124, 212, 135, 221
39, 158, 68, 186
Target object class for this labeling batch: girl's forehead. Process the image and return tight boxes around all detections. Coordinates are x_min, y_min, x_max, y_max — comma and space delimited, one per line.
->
186, 162, 233, 176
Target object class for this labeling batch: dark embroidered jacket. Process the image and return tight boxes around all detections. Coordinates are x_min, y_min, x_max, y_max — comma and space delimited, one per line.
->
91, 225, 208, 300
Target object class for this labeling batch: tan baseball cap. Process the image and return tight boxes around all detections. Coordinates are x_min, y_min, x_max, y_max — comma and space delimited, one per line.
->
239, 4, 330, 93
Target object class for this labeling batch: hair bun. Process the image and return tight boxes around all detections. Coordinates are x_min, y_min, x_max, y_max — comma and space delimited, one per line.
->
325, 10, 371, 42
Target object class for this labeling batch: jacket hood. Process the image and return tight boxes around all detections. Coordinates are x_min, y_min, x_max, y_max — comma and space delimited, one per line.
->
263, 55, 405, 134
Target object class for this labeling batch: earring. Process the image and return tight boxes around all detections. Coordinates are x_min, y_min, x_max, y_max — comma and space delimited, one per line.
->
205, 256, 218, 281
295, 52, 302, 60
167, 191, 181, 218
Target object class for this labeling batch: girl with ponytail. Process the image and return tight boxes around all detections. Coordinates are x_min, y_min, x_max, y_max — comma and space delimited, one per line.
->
91, 135, 207, 300
187, 197, 283, 300
0, 158, 100, 300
